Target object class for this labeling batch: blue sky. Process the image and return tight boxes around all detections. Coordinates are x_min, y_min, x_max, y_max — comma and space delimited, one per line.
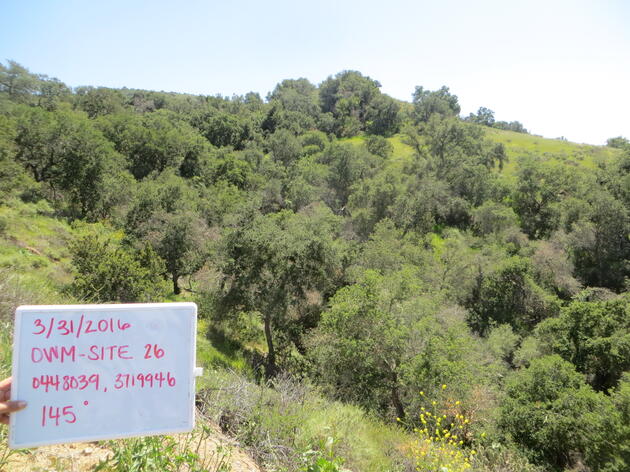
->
2, 0, 628, 144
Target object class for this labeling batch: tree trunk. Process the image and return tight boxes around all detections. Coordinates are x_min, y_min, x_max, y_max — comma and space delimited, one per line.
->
172, 273, 180, 295
391, 373, 405, 420
263, 314, 276, 378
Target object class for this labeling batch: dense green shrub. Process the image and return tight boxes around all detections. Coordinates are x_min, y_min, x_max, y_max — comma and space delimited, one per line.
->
535, 294, 630, 391
70, 233, 167, 303
500, 355, 626, 471
466, 256, 560, 336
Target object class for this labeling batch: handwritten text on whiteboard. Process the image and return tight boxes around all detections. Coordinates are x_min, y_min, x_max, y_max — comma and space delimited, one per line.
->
10, 303, 197, 449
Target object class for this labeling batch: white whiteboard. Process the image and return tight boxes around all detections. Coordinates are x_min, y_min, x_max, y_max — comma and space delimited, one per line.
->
9, 302, 198, 449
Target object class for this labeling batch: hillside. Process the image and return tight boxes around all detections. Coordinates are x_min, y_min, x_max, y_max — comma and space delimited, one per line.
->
485, 128, 622, 174
341, 129, 623, 177
0, 202, 419, 472
1, 62, 629, 472
0, 199, 73, 299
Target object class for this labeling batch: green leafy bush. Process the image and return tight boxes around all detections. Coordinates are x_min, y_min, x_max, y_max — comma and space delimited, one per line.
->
70, 233, 168, 303
500, 355, 626, 471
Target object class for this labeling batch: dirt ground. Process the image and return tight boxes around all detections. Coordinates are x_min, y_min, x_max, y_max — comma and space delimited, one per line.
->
2, 422, 262, 472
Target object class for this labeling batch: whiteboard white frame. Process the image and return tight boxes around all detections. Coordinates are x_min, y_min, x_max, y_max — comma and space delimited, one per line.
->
9, 302, 198, 449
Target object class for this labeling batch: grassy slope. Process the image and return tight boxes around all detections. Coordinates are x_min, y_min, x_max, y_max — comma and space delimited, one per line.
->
0, 199, 74, 304
485, 127, 621, 175
340, 128, 622, 176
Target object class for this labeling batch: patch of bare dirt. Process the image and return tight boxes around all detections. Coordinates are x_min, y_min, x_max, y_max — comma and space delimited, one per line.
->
2, 441, 111, 472
2, 422, 262, 472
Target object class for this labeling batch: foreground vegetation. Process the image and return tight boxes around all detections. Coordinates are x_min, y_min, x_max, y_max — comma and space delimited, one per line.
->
0, 60, 629, 472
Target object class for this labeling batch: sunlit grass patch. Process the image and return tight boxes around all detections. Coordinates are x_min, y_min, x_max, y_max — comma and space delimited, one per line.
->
485, 128, 621, 176
0, 199, 74, 289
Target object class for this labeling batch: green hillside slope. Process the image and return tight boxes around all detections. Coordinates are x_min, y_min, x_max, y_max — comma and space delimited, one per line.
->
342, 129, 621, 176
0, 199, 74, 304
485, 128, 622, 174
